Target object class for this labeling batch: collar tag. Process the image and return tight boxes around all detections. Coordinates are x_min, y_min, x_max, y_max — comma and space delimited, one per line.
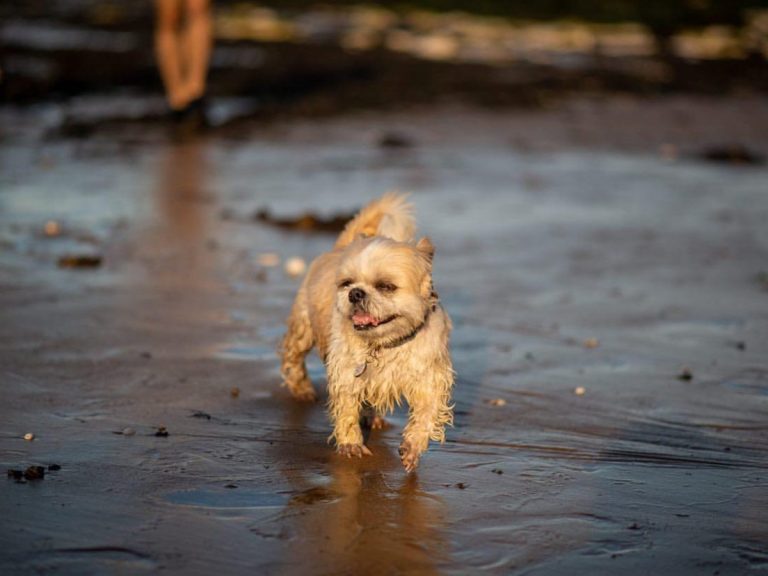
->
354, 363, 367, 378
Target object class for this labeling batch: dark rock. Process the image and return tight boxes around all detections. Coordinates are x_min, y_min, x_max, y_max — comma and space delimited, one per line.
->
378, 132, 414, 149
57, 254, 103, 269
699, 145, 764, 165
7, 469, 23, 480
24, 466, 46, 480
677, 368, 693, 381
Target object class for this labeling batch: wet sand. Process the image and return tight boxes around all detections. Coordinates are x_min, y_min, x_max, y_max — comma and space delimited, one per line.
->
1, 96, 768, 574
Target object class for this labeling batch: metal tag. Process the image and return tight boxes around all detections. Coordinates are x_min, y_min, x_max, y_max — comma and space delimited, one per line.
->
354, 363, 367, 378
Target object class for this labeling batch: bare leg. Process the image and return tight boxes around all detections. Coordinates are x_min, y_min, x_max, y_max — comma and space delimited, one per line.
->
182, 0, 212, 102
154, 0, 187, 110
281, 298, 316, 402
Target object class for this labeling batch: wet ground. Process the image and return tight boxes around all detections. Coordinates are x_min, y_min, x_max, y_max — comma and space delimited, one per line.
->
1, 95, 768, 575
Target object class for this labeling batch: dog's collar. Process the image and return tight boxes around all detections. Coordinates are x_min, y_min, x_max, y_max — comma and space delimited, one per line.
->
380, 310, 431, 350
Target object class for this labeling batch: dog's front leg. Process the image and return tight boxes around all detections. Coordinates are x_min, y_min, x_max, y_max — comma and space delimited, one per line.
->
328, 372, 372, 458
401, 368, 454, 472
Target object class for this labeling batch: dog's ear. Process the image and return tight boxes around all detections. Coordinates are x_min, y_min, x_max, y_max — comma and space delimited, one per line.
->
416, 237, 434, 264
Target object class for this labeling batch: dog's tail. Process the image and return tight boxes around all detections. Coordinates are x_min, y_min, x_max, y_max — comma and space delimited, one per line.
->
334, 192, 415, 248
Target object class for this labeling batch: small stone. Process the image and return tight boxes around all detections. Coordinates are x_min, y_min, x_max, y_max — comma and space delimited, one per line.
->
24, 466, 46, 480
735, 341, 746, 351
677, 368, 693, 381
378, 132, 414, 149
257, 252, 280, 267
284, 257, 306, 278
455, 482, 468, 490
230, 386, 240, 398
225, 483, 238, 489
491, 468, 503, 475
154, 427, 169, 437
583, 338, 599, 349
23, 433, 35, 441
574, 386, 586, 396
7, 469, 23, 480
48, 464, 61, 471
122, 427, 136, 436
487, 398, 506, 406
44, 220, 61, 236
57, 254, 102, 269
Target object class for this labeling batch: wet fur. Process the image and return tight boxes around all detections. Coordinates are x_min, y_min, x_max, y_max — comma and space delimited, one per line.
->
281, 193, 454, 471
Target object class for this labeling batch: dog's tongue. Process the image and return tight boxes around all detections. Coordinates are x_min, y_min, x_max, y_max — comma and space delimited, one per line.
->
352, 313, 379, 327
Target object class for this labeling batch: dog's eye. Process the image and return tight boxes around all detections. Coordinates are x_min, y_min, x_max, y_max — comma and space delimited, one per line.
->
338, 279, 353, 289
375, 281, 397, 293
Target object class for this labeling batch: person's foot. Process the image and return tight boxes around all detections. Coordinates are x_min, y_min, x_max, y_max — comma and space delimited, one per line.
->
167, 96, 209, 139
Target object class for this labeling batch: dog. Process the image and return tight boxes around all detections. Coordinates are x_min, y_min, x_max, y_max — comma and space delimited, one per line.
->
281, 193, 454, 472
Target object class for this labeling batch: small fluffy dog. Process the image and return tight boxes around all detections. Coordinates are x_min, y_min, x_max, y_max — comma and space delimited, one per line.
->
281, 193, 454, 471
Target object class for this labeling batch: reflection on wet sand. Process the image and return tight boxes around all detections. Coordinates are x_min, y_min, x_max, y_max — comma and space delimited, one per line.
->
151, 138, 211, 278
272, 402, 449, 576
108, 136, 228, 358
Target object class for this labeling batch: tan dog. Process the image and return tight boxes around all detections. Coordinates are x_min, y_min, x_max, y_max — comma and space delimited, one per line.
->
281, 193, 454, 471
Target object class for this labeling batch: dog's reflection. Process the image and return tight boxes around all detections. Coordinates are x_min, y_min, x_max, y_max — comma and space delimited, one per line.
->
275, 401, 449, 576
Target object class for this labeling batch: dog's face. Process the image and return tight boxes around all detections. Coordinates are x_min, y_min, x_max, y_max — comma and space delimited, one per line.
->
335, 236, 434, 345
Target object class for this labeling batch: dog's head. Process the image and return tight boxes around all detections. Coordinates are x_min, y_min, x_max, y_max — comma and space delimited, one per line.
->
335, 236, 435, 345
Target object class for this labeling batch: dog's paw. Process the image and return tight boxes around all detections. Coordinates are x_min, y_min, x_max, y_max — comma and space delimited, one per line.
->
337, 443, 373, 458
398, 441, 421, 473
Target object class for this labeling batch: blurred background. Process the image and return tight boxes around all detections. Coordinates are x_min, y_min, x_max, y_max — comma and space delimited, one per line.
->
3, 0, 768, 131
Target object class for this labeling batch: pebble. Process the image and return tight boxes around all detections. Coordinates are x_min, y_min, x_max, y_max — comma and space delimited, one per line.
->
583, 338, 599, 349
284, 257, 307, 277
7, 469, 23, 480
257, 252, 280, 267
122, 427, 136, 436
574, 386, 586, 396
487, 398, 506, 407
44, 220, 61, 236
677, 368, 693, 381
230, 386, 240, 398
23, 433, 34, 441
24, 466, 45, 480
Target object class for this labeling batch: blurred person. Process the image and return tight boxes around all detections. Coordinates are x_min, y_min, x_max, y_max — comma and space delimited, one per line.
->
154, 0, 212, 123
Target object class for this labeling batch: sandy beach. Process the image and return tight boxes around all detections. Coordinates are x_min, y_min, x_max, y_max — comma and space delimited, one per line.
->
1, 94, 768, 574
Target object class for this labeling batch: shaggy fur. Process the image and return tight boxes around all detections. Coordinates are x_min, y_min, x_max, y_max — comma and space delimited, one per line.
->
281, 193, 454, 471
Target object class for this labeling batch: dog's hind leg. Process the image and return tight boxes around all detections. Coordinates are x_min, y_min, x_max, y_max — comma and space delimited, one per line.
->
281, 297, 316, 402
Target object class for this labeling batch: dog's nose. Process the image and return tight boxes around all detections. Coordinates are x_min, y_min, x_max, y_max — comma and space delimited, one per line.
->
348, 288, 366, 304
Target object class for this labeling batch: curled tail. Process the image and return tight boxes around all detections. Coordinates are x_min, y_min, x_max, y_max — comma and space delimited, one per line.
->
334, 192, 415, 248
